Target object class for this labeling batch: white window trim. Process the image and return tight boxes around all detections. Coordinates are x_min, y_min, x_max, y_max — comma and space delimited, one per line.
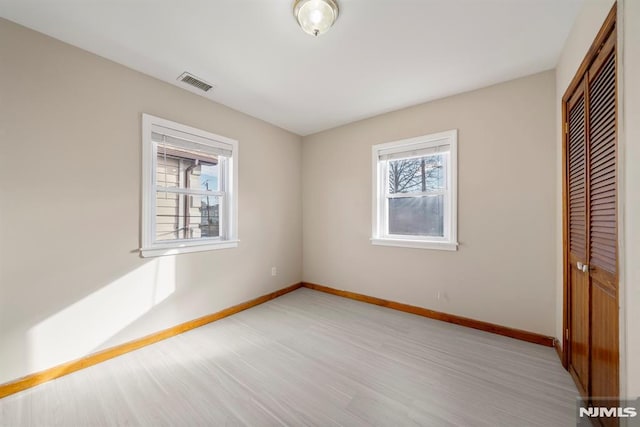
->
371, 129, 458, 251
141, 113, 239, 257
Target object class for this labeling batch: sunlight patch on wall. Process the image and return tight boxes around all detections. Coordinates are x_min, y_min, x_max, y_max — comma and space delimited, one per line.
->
27, 256, 176, 373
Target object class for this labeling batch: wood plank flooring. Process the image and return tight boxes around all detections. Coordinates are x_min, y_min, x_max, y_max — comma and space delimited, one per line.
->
0, 288, 578, 426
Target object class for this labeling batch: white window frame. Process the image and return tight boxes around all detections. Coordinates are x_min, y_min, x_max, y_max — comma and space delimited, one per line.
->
141, 114, 239, 257
371, 129, 458, 251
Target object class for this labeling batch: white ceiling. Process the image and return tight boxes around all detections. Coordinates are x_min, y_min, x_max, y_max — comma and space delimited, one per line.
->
0, 0, 582, 135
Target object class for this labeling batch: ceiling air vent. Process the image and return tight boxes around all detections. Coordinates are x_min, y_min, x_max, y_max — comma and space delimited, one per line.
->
177, 72, 214, 93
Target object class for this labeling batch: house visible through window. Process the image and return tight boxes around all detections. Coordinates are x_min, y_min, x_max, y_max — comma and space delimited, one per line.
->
141, 114, 238, 257
371, 130, 458, 251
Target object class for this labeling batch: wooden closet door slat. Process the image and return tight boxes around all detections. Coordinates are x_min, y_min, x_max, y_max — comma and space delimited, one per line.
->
588, 51, 617, 275
568, 95, 587, 258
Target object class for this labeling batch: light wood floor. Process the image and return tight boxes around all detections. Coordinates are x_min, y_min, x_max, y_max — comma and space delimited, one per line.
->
0, 288, 578, 426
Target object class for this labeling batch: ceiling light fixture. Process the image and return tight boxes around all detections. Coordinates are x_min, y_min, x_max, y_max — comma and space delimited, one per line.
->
293, 0, 339, 37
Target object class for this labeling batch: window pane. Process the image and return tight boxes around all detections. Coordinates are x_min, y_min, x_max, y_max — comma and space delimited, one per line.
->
156, 155, 181, 189
193, 162, 219, 192
388, 153, 446, 194
388, 195, 444, 237
155, 192, 220, 241
196, 195, 221, 238
156, 143, 219, 191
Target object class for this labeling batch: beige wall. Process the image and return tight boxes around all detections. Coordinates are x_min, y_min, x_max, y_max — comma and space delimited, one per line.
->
0, 18, 303, 384
621, 0, 640, 399
302, 71, 557, 336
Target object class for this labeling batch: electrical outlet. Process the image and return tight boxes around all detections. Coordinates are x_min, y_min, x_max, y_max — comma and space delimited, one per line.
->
271, 267, 277, 276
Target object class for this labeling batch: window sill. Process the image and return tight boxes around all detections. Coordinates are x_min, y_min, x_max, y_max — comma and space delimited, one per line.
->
370, 238, 458, 251
140, 240, 239, 258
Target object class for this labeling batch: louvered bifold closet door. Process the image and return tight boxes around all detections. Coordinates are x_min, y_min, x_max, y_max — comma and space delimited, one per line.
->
567, 83, 589, 394
563, 6, 618, 420
587, 28, 618, 419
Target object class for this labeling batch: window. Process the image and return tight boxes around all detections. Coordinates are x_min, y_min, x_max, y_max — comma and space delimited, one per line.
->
141, 114, 238, 257
371, 130, 458, 251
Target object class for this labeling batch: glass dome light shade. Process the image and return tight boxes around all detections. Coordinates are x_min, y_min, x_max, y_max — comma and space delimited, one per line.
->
293, 0, 339, 36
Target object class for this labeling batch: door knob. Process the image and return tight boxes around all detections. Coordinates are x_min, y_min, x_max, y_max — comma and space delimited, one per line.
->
582, 264, 589, 273
577, 261, 583, 271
